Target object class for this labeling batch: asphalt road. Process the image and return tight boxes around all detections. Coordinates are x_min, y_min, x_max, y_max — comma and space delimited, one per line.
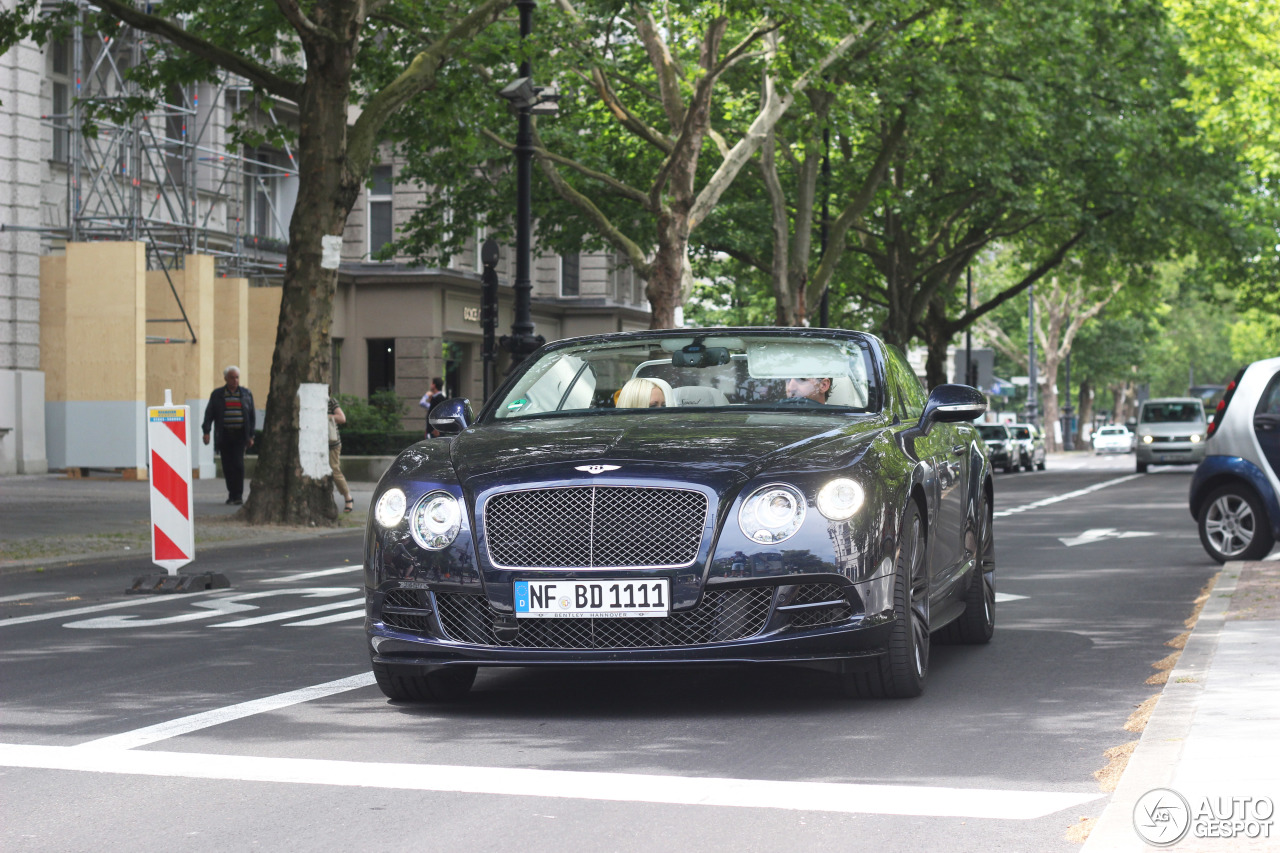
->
0, 454, 1235, 852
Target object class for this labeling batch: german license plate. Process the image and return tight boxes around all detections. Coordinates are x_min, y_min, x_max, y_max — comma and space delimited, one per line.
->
514, 579, 669, 618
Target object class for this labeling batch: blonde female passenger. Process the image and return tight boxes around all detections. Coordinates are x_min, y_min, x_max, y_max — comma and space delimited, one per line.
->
616, 377, 669, 409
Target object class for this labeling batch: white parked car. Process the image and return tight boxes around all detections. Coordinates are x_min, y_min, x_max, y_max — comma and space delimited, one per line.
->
1092, 425, 1133, 454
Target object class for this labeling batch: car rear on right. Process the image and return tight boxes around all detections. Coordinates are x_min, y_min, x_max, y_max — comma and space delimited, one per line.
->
1188, 357, 1280, 562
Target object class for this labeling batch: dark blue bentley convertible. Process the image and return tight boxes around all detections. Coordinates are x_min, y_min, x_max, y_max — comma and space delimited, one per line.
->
365, 328, 994, 700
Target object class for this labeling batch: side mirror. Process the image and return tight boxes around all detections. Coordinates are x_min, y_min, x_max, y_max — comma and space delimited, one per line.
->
921, 384, 987, 427
429, 398, 474, 435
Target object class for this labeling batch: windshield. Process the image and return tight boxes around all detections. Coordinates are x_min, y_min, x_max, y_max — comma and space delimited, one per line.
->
1010, 426, 1032, 440
1099, 427, 1126, 435
976, 425, 1007, 440
489, 332, 878, 421
1140, 402, 1204, 424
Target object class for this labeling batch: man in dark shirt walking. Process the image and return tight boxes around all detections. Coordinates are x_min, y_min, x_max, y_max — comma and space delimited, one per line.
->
202, 365, 256, 505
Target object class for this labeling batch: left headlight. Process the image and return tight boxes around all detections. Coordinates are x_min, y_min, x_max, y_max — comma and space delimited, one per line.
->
1142, 434, 1154, 444
739, 483, 806, 544
410, 491, 463, 550
374, 487, 407, 528
817, 478, 865, 520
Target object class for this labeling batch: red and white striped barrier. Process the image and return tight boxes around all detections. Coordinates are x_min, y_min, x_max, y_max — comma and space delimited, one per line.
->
148, 391, 195, 574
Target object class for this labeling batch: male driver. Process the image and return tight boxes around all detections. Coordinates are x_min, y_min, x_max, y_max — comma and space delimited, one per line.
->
786, 377, 832, 404
202, 365, 256, 505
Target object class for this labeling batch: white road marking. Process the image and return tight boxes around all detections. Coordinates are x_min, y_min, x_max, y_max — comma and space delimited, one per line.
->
994, 474, 1141, 518
260, 566, 361, 583
212, 597, 364, 627
0, 591, 219, 627
63, 587, 356, 630
1058, 528, 1155, 547
994, 592, 1027, 602
1, 742, 1102, 819
285, 608, 365, 627
0, 591, 65, 604
75, 673, 378, 750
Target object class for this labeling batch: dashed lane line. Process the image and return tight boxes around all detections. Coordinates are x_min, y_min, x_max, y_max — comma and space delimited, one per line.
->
994, 474, 1141, 519
0, 591, 65, 604
260, 566, 361, 583
0, 589, 221, 627
285, 608, 365, 626
1, 742, 1101, 820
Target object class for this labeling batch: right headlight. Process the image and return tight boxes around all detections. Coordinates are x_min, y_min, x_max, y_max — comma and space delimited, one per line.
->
739, 483, 806, 544
409, 491, 463, 550
1142, 434, 1154, 444
816, 478, 865, 520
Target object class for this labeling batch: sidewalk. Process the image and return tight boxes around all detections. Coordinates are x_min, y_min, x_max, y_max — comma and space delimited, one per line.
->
1082, 559, 1280, 851
0, 472, 372, 572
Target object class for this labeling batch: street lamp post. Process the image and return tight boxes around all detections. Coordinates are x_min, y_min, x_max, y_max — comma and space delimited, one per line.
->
497, 0, 554, 374
1062, 351, 1075, 451
1025, 283, 1038, 427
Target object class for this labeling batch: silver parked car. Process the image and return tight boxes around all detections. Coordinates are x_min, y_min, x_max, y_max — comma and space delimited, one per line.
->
1007, 422, 1046, 471
1189, 357, 1280, 562
1092, 424, 1133, 454
1135, 398, 1208, 473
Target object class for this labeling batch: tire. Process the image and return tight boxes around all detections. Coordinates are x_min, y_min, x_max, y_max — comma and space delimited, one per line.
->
937, 494, 995, 645
372, 661, 477, 702
1136, 459, 1148, 473
1022, 456, 1033, 472
1036, 457, 1046, 471
1003, 459, 1017, 474
1198, 486, 1276, 563
842, 503, 929, 699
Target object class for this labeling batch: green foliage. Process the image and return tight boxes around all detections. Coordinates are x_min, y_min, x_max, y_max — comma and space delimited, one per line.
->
336, 391, 407, 434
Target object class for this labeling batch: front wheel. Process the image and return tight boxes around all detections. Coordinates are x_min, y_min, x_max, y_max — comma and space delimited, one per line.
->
842, 503, 929, 699
373, 661, 477, 702
1198, 486, 1275, 563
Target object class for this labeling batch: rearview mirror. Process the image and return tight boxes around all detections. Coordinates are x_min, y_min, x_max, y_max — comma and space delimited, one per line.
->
429, 398, 474, 435
921, 384, 987, 428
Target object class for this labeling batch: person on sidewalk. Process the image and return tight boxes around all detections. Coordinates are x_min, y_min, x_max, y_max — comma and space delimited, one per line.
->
418, 377, 446, 439
328, 395, 353, 513
201, 365, 255, 505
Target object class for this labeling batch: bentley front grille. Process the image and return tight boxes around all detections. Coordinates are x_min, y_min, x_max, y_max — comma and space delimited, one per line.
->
779, 582, 854, 629
434, 588, 773, 649
381, 588, 433, 634
483, 486, 709, 569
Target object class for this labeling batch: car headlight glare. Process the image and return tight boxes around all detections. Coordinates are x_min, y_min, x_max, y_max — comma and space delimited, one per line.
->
374, 487, 407, 528
1190, 434, 1201, 443
1142, 434, 1154, 444
739, 484, 806, 544
410, 491, 462, 550
817, 478, 865, 520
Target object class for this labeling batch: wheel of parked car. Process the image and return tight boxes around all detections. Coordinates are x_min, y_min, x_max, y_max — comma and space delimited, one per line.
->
373, 661, 477, 702
937, 493, 995, 645
1136, 460, 1148, 474
842, 503, 929, 699
1198, 485, 1276, 563
1022, 456, 1033, 472
1004, 458, 1017, 474
1036, 458, 1046, 471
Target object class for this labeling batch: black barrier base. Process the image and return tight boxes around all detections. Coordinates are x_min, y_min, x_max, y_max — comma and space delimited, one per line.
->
126, 572, 231, 595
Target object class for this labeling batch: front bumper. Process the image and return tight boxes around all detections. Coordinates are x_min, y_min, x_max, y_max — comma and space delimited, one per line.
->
1136, 439, 1206, 465
367, 572, 897, 668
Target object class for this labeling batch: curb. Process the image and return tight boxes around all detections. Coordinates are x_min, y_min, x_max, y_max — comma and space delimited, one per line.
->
0, 524, 364, 576
1080, 564, 1240, 851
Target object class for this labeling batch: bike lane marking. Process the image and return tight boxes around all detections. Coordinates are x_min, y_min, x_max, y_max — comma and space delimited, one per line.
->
1, 741, 1101, 820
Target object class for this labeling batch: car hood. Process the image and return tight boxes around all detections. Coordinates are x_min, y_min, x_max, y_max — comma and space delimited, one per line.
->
1138, 422, 1205, 436
448, 411, 883, 484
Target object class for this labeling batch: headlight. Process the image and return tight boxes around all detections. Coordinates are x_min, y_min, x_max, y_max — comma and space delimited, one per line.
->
817, 478, 865, 520
739, 484, 806, 544
1190, 434, 1201, 443
1142, 434, 1154, 444
374, 487, 407, 528
410, 491, 462, 550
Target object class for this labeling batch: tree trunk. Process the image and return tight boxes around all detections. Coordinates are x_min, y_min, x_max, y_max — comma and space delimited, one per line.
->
1077, 378, 1094, 445
241, 62, 360, 525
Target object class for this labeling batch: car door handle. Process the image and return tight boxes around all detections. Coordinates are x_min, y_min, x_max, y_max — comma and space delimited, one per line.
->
951, 444, 966, 456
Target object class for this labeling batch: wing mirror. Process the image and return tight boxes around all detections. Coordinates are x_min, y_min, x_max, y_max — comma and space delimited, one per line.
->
921, 384, 987, 428
429, 398, 474, 435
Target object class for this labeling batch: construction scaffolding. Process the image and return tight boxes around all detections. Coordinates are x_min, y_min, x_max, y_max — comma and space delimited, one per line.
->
37, 5, 298, 342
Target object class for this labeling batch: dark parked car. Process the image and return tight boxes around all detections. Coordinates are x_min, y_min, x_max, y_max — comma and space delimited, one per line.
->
977, 423, 1018, 473
365, 329, 994, 701
1190, 357, 1280, 562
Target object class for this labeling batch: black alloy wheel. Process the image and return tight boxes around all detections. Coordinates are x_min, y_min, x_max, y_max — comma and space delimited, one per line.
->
842, 502, 929, 699
937, 493, 995, 645
1198, 485, 1276, 563
372, 661, 478, 702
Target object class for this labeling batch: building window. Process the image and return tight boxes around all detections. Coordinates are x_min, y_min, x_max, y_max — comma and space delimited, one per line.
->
331, 337, 344, 395
368, 165, 394, 258
367, 338, 395, 396
244, 147, 298, 244
50, 39, 71, 163
560, 252, 580, 297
